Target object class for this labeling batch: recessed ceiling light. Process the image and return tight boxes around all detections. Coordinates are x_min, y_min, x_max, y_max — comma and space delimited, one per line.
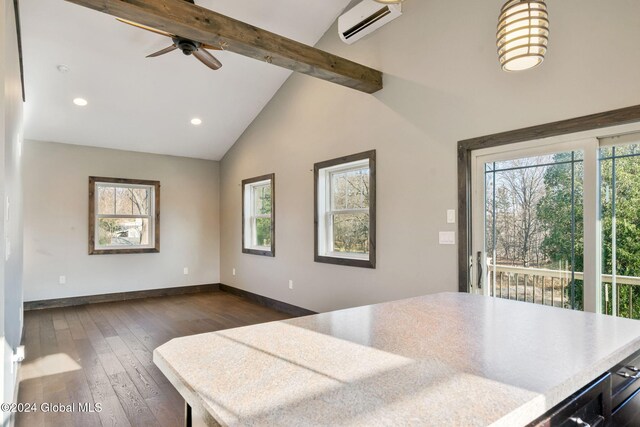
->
57, 64, 70, 73
191, 118, 202, 126
73, 98, 88, 107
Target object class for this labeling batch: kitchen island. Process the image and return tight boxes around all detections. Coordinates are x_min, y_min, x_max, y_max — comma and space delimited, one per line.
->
153, 292, 640, 426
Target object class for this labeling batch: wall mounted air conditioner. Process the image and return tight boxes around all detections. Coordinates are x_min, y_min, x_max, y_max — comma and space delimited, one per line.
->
338, 0, 402, 45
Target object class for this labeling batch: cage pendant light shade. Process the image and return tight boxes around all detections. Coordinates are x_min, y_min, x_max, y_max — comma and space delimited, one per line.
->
497, 0, 549, 72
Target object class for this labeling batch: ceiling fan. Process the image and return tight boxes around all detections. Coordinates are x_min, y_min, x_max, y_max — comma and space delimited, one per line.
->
117, 0, 223, 70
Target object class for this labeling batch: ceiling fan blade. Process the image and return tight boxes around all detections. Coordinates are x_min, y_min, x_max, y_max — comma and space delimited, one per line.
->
117, 18, 174, 38
146, 45, 178, 58
193, 49, 223, 70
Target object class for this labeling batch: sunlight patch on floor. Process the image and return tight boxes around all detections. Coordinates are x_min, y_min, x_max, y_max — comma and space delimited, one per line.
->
20, 353, 81, 381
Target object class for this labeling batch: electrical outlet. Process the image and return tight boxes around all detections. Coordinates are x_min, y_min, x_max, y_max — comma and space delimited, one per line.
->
232, 268, 236, 276
183, 267, 189, 275
289, 280, 294, 290
59, 275, 66, 285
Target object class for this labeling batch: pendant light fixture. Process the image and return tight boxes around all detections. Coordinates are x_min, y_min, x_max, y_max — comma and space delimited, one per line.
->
497, 0, 549, 72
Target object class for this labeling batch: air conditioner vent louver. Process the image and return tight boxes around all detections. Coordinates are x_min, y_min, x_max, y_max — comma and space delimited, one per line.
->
339, 0, 402, 45
343, 6, 391, 40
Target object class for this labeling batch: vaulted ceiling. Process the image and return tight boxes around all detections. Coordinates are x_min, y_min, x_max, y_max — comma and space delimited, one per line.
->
21, 0, 352, 160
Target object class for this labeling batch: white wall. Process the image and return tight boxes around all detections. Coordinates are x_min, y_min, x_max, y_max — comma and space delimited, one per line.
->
23, 140, 220, 301
2, 0, 25, 412
219, 0, 640, 313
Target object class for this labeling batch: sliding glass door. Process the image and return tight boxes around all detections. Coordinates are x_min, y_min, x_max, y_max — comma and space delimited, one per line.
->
471, 138, 600, 313
472, 135, 640, 318
600, 141, 640, 318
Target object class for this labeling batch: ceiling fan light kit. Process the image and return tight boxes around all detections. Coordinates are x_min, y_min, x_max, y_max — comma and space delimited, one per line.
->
497, 0, 549, 72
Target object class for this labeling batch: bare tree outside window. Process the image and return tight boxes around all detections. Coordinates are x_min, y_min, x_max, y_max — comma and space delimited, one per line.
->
89, 177, 160, 255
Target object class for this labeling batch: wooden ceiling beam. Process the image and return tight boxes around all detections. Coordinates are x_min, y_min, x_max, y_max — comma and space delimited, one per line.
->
64, 0, 384, 93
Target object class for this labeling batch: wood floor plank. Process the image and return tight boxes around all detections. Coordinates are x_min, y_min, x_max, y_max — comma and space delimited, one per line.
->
94, 304, 169, 387
77, 307, 113, 355
96, 395, 133, 427
16, 378, 45, 427
41, 372, 74, 427
108, 371, 159, 427
17, 290, 294, 427
39, 312, 58, 356
86, 305, 118, 338
51, 308, 70, 331
105, 335, 160, 399
66, 370, 103, 427
64, 309, 87, 340
74, 338, 131, 427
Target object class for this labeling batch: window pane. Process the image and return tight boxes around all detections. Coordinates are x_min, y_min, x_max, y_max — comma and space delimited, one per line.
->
332, 174, 347, 210
332, 212, 369, 254
98, 218, 150, 247
492, 152, 583, 172
484, 151, 584, 309
600, 143, 640, 159
599, 147, 640, 318
254, 217, 272, 247
115, 188, 134, 215
254, 184, 272, 216
332, 168, 369, 211
97, 186, 115, 215
131, 188, 150, 215
346, 169, 369, 209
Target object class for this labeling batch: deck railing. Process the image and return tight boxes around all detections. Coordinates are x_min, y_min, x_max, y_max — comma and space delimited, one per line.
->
487, 262, 640, 318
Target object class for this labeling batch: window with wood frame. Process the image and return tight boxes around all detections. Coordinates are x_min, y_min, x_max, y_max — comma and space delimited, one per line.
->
89, 177, 160, 255
242, 174, 275, 257
315, 150, 376, 269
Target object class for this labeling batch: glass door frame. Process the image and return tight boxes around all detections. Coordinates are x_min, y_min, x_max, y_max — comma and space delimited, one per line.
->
457, 106, 640, 315
470, 137, 601, 311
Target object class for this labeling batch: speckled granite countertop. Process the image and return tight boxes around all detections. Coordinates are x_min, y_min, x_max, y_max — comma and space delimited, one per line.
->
153, 292, 640, 426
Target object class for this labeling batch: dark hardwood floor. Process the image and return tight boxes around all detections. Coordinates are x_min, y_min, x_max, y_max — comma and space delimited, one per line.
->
16, 291, 292, 427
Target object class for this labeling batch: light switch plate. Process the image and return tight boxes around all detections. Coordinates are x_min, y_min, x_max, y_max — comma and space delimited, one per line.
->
439, 231, 456, 245
447, 209, 456, 224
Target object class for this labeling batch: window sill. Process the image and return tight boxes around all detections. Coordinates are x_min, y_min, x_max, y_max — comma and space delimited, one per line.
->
90, 247, 160, 255
243, 247, 275, 257
315, 254, 375, 269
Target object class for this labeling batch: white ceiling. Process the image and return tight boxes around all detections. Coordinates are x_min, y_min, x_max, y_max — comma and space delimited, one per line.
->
21, 0, 352, 160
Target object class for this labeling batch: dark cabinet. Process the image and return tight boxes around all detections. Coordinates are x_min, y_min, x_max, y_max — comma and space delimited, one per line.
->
612, 388, 640, 426
528, 348, 640, 426
611, 349, 640, 426
528, 374, 611, 427
612, 352, 640, 408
